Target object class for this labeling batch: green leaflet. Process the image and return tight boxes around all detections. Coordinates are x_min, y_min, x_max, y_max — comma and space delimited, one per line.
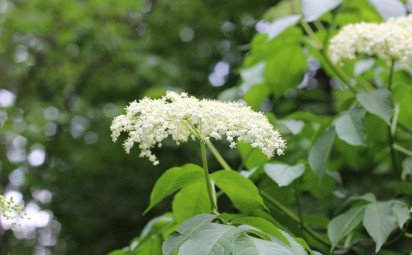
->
357, 89, 393, 125
231, 232, 293, 255
145, 164, 204, 213
391, 200, 410, 228
363, 202, 398, 252
368, 0, 406, 20
162, 214, 216, 255
301, 0, 341, 21
308, 128, 336, 178
172, 182, 211, 223
230, 216, 289, 244
264, 163, 305, 187
264, 42, 307, 98
212, 170, 266, 213
163, 215, 302, 255
178, 223, 241, 255
334, 108, 366, 146
327, 206, 365, 249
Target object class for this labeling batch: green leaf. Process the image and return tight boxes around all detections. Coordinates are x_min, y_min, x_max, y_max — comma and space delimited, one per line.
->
134, 238, 162, 255
243, 84, 270, 110
391, 200, 410, 228
212, 170, 265, 213
368, 0, 406, 20
140, 214, 175, 238
130, 214, 175, 254
145, 164, 204, 213
327, 206, 365, 249
280, 120, 305, 135
238, 142, 268, 169
264, 15, 301, 41
264, 42, 306, 98
308, 128, 336, 177
162, 214, 216, 255
301, 0, 341, 22
172, 182, 211, 223
335, 108, 366, 146
240, 62, 266, 86
357, 89, 393, 125
347, 193, 377, 204
230, 216, 289, 244
401, 158, 412, 181
264, 163, 305, 187
231, 232, 293, 255
281, 231, 308, 255
354, 58, 375, 77
178, 223, 241, 255
108, 249, 131, 255
164, 217, 296, 255
176, 214, 216, 234
363, 202, 398, 252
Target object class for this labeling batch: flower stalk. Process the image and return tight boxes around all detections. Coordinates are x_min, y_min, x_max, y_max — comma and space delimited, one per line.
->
200, 141, 219, 215
205, 140, 232, 171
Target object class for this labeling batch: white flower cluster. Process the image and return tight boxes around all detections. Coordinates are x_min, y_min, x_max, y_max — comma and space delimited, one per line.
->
111, 91, 286, 165
0, 195, 25, 226
329, 15, 412, 66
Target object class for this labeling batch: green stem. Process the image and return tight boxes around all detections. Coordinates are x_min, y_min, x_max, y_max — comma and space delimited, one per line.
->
399, 123, 412, 135
205, 140, 233, 171
388, 60, 395, 90
393, 143, 412, 157
184, 118, 233, 172
200, 141, 219, 215
314, 20, 326, 32
293, 183, 304, 230
184, 119, 232, 171
387, 60, 400, 177
322, 55, 359, 94
260, 191, 338, 248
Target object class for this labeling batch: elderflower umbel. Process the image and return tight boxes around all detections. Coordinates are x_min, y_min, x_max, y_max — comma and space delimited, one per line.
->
328, 15, 412, 66
0, 195, 26, 227
111, 91, 286, 165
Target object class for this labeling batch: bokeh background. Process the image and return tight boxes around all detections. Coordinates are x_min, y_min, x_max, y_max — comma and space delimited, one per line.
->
0, 0, 278, 254
2, 0, 412, 254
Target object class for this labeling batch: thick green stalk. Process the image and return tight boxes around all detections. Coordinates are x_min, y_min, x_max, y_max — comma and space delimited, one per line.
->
200, 141, 219, 215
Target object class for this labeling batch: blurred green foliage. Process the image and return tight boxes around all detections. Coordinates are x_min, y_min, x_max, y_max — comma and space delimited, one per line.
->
1, 0, 412, 255
0, 0, 275, 254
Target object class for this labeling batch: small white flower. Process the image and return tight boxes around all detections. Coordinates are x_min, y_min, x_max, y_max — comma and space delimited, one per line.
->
328, 15, 412, 67
0, 195, 26, 226
110, 91, 286, 164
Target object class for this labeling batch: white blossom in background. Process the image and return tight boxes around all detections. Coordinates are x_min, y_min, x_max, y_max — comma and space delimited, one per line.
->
328, 15, 412, 66
111, 91, 286, 165
0, 194, 26, 227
